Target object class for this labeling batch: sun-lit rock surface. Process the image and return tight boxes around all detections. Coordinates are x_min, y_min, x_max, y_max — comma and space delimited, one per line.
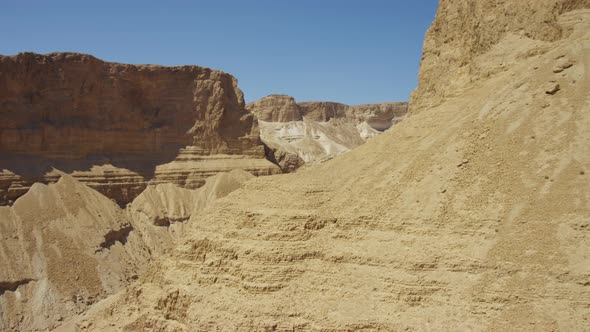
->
2, 0, 590, 331
0, 52, 279, 205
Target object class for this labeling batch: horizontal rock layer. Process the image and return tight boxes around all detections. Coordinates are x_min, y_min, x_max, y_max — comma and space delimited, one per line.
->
248, 94, 408, 130
0, 52, 279, 205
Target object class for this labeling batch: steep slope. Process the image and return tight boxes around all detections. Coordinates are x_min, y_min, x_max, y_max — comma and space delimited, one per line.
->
248, 95, 408, 171
0, 52, 279, 205
129, 169, 254, 257
0, 175, 150, 331
76, 4, 590, 332
0, 170, 254, 331
410, 0, 590, 110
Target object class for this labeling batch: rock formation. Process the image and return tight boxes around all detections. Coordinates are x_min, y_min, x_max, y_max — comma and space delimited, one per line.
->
0, 170, 254, 331
0, 52, 279, 205
71, 2, 590, 331
246, 94, 302, 122
248, 95, 408, 171
410, 0, 590, 110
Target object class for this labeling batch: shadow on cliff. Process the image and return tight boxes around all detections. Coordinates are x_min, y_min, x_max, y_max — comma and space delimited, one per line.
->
0, 147, 185, 206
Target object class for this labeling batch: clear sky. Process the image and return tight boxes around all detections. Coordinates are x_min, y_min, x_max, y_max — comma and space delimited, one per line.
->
0, 0, 439, 105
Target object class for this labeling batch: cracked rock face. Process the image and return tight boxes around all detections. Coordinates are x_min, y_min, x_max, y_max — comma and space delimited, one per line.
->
248, 95, 408, 172
0, 52, 280, 205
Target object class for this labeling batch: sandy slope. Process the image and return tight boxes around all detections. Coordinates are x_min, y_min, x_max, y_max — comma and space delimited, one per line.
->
73, 8, 590, 332
0, 170, 254, 331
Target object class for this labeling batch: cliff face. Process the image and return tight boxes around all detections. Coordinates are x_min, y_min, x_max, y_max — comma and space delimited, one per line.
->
0, 52, 279, 204
410, 0, 590, 110
248, 95, 408, 171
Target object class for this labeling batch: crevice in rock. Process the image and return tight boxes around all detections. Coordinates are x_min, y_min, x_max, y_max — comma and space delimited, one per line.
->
0, 278, 35, 296
154, 217, 189, 227
97, 224, 133, 251
262, 142, 281, 169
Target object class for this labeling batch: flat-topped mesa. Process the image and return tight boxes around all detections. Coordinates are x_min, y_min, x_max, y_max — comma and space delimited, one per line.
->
297, 101, 349, 122
0, 52, 279, 204
247, 95, 408, 172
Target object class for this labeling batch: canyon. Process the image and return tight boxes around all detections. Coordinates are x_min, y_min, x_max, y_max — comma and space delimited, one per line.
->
1, 0, 590, 331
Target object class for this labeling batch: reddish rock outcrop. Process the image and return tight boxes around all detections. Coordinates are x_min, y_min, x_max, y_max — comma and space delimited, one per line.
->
0, 52, 279, 205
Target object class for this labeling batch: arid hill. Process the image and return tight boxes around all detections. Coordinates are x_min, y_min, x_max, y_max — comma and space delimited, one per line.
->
0, 169, 254, 331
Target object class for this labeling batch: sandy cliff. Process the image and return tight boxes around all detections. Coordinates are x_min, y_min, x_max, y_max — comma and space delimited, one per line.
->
73, 1, 590, 331
0, 53, 279, 205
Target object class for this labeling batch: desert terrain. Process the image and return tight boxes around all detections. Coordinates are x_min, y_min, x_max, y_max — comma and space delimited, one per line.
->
1, 0, 590, 331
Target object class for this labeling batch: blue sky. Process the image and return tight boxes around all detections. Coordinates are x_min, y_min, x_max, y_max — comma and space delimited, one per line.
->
0, 1, 438, 105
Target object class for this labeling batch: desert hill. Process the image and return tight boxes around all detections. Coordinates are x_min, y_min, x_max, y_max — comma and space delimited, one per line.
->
0, 169, 255, 331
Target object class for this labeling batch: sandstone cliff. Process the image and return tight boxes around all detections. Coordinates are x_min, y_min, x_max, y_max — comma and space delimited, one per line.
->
248, 95, 408, 171
74, 2, 590, 331
0, 52, 279, 205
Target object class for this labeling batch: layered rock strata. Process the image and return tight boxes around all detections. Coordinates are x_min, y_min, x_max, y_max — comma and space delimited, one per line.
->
0, 52, 279, 205
248, 95, 408, 171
